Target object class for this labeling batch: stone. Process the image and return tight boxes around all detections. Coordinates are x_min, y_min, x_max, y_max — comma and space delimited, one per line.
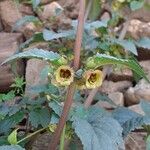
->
38, 2, 63, 21
107, 68, 133, 82
19, 4, 34, 16
125, 132, 146, 150
139, 60, 150, 74
23, 22, 40, 39
125, 78, 150, 106
101, 12, 110, 21
128, 104, 145, 115
25, 59, 48, 97
0, 0, 22, 31
99, 80, 132, 94
0, 18, 3, 31
0, 33, 24, 92
108, 92, 124, 106
97, 92, 124, 109
127, 19, 150, 40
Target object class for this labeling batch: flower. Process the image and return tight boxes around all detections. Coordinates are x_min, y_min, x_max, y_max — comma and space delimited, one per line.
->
84, 70, 103, 89
54, 65, 74, 86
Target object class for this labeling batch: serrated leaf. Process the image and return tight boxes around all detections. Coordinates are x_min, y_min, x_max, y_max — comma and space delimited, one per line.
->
7, 129, 18, 145
20, 32, 44, 49
1, 48, 60, 65
72, 106, 124, 150
112, 107, 150, 137
146, 135, 150, 150
32, 0, 41, 10
140, 100, 150, 116
13, 16, 39, 31
130, 0, 144, 11
43, 29, 75, 41
29, 108, 51, 128
0, 145, 25, 150
112, 107, 141, 125
88, 0, 101, 21
136, 37, 150, 49
122, 116, 150, 137
94, 53, 149, 81
49, 101, 62, 117
0, 112, 24, 134
2, 91, 15, 102
111, 39, 137, 55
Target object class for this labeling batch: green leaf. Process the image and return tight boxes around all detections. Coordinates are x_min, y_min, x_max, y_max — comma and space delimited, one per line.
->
0, 145, 25, 150
112, 107, 141, 125
111, 39, 137, 55
88, 0, 101, 21
146, 135, 150, 150
20, 32, 44, 49
43, 29, 75, 41
13, 16, 39, 31
136, 37, 150, 49
140, 100, 150, 116
72, 106, 124, 150
93, 53, 149, 82
1, 91, 15, 102
130, 0, 144, 11
112, 107, 150, 137
122, 116, 150, 137
29, 108, 51, 128
7, 129, 18, 145
32, 0, 41, 10
0, 112, 24, 134
1, 48, 60, 65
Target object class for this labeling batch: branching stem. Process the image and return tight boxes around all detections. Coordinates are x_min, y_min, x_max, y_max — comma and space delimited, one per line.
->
48, 0, 86, 149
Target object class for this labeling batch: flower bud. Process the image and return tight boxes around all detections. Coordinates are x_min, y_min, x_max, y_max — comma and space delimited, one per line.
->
86, 57, 97, 69
84, 70, 103, 89
57, 57, 68, 65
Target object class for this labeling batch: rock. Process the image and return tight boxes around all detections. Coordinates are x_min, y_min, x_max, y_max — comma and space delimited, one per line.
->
127, 19, 150, 40
19, 4, 34, 16
139, 60, 150, 74
101, 12, 110, 21
107, 68, 133, 82
0, 0, 22, 31
125, 132, 146, 150
25, 59, 48, 97
59, 0, 79, 19
109, 92, 124, 106
128, 104, 145, 115
0, 33, 24, 92
125, 78, 150, 106
23, 22, 40, 39
97, 92, 124, 109
99, 80, 132, 94
38, 2, 63, 21
0, 18, 3, 31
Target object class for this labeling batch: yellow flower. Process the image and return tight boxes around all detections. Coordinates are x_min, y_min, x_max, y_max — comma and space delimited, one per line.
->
55, 65, 74, 86
84, 70, 103, 89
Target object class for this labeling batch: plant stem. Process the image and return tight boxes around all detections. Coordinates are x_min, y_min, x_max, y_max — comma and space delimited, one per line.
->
48, 0, 86, 149
17, 127, 46, 144
59, 124, 66, 150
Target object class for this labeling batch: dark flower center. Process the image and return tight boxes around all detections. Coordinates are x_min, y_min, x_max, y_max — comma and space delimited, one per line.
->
88, 73, 97, 83
60, 69, 71, 79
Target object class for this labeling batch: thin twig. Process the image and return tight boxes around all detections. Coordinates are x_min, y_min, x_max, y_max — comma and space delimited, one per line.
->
48, 0, 86, 149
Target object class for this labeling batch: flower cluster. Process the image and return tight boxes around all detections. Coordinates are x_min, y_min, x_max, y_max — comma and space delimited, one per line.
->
51, 65, 103, 89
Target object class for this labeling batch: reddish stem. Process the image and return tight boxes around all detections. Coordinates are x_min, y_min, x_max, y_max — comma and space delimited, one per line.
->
48, 0, 85, 149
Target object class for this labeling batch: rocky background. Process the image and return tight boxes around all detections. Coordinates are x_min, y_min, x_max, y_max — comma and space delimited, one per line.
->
0, 0, 150, 149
